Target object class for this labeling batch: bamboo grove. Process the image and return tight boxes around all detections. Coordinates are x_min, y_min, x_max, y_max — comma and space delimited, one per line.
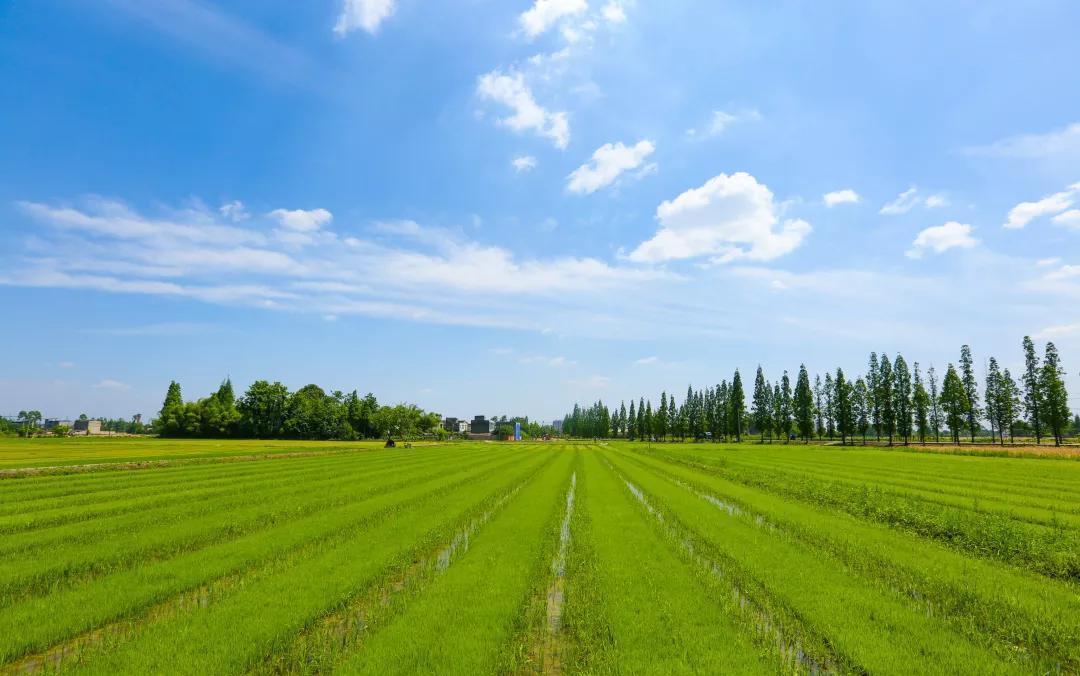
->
562, 336, 1077, 446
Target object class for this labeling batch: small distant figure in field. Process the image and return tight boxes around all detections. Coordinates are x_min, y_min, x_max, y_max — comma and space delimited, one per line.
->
384, 437, 396, 448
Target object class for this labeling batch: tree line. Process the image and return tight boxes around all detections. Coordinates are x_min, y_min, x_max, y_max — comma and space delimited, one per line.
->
157, 380, 443, 440
562, 336, 1077, 446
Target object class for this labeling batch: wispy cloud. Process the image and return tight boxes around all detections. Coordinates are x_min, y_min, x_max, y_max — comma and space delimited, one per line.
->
964, 122, 1080, 159
567, 140, 656, 194
334, 0, 396, 35
476, 70, 570, 149
102, 0, 321, 89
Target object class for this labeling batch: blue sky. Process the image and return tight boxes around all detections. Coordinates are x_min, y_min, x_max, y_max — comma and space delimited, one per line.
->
2, 0, 1079, 422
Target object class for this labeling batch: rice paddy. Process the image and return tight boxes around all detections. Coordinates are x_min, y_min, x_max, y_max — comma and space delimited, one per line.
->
1, 437, 1078, 674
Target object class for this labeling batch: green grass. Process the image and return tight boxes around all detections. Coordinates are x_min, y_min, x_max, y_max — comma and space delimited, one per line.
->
1, 437, 1078, 674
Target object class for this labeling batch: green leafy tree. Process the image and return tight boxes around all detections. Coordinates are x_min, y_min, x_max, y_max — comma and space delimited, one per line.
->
794, 365, 814, 443
238, 380, 290, 438
927, 365, 942, 442
1041, 342, 1071, 446
984, 358, 1002, 444
157, 381, 185, 437
941, 364, 969, 445
813, 375, 825, 439
868, 352, 881, 440
778, 371, 794, 442
893, 355, 913, 445
729, 370, 745, 442
853, 378, 870, 444
823, 372, 836, 439
1022, 336, 1043, 444
627, 400, 636, 441
959, 345, 980, 442
834, 368, 853, 445
637, 398, 646, 441
667, 396, 677, 442
657, 392, 668, 440
913, 362, 930, 444
878, 354, 895, 444
752, 366, 772, 443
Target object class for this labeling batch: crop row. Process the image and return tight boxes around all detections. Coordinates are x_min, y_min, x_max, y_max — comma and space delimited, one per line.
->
599, 448, 1027, 675
47, 450, 566, 673
0, 446, 549, 668
638, 445, 1080, 581
613, 446, 1080, 671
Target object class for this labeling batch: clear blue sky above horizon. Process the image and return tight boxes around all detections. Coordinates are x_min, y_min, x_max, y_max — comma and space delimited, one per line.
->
2, 0, 1079, 422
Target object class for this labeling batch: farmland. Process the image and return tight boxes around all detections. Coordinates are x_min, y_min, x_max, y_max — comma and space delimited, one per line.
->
1, 438, 1079, 674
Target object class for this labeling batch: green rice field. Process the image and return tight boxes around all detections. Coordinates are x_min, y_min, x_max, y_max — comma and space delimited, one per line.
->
2, 438, 1079, 674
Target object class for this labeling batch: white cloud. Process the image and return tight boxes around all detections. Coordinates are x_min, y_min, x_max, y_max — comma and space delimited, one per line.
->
269, 208, 333, 232
1037, 257, 1062, 267
57, 361, 76, 369
965, 122, 1080, 159
687, 108, 761, 138
906, 221, 978, 258
94, 379, 132, 391
512, 155, 538, 172
1052, 209, 1080, 229
219, 200, 249, 221
1003, 184, 1079, 229
880, 187, 950, 214
879, 187, 921, 215
601, 1, 627, 23
629, 172, 811, 264
6, 198, 665, 334
519, 0, 588, 38
1034, 322, 1080, 340
634, 356, 659, 365
334, 0, 396, 35
476, 70, 570, 149
822, 189, 859, 207
566, 139, 655, 194
924, 193, 949, 209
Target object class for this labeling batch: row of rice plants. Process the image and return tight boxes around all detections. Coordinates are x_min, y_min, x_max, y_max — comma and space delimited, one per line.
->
639, 445, 1080, 581
0, 447, 532, 664
559, 450, 775, 674
333, 449, 576, 674
0, 447, 468, 534
721, 451, 1080, 526
55, 449, 556, 674
0, 445, 513, 603
617, 447, 1080, 671
605, 449, 1026, 675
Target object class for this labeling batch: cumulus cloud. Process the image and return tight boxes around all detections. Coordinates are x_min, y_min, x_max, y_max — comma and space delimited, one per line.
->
906, 222, 978, 258
477, 70, 570, 149
519, 0, 588, 38
566, 140, 655, 194
334, 0, 396, 35
269, 208, 333, 232
628, 172, 811, 264
512, 155, 538, 172
1003, 183, 1079, 229
601, 1, 627, 23
822, 189, 859, 207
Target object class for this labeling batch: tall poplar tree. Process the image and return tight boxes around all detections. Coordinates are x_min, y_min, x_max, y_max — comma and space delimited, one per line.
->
928, 365, 942, 442
1022, 336, 1043, 444
752, 366, 771, 443
853, 378, 870, 444
730, 369, 745, 442
941, 364, 968, 445
627, 400, 636, 441
893, 355, 913, 445
959, 345, 980, 442
824, 372, 836, 439
868, 352, 882, 440
658, 392, 668, 440
667, 396, 677, 443
913, 362, 930, 444
779, 371, 794, 442
813, 375, 825, 439
834, 368, 852, 445
1041, 342, 1071, 446
984, 358, 1002, 443
878, 354, 895, 444
794, 365, 814, 443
